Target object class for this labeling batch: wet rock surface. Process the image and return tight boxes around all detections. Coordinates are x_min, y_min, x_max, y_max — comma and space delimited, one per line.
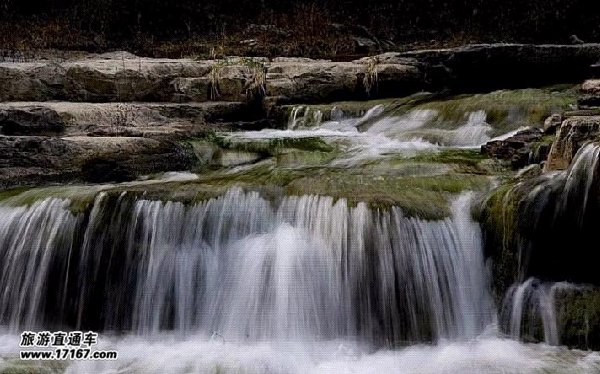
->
556, 288, 600, 351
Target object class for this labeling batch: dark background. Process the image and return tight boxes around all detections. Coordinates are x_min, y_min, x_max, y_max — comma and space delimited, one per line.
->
1, 0, 599, 57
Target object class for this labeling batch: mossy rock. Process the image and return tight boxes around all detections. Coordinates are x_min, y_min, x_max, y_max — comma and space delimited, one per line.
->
477, 178, 525, 300
0, 185, 102, 215
556, 288, 600, 351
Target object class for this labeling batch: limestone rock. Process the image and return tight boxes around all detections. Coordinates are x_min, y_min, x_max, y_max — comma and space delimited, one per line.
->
2, 44, 598, 105
266, 61, 363, 103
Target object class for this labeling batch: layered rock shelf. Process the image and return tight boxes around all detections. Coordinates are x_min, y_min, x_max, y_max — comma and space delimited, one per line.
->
1, 44, 600, 105
2, 43, 600, 188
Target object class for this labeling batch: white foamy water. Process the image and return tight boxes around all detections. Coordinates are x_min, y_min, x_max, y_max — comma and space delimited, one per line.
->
1, 333, 599, 374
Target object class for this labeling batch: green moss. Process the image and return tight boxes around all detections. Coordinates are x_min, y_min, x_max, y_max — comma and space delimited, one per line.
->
416, 87, 578, 136
412, 149, 487, 164
475, 166, 552, 302
0, 360, 65, 374
95, 152, 491, 220
265, 137, 334, 153
383, 149, 513, 177
557, 288, 600, 351
193, 133, 334, 156
410, 149, 492, 174
0, 185, 105, 215
0, 187, 30, 202
285, 172, 490, 219
477, 178, 526, 300
276, 149, 336, 167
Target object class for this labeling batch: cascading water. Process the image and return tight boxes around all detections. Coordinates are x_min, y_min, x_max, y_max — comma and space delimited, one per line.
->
507, 143, 600, 285
0, 189, 494, 344
500, 278, 579, 345
3, 92, 600, 372
2, 188, 599, 373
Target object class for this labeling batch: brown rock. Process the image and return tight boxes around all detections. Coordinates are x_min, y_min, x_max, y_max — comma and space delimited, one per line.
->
481, 128, 543, 169
545, 116, 600, 171
543, 113, 563, 134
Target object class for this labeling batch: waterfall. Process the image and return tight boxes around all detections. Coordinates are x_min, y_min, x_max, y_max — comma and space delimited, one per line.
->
509, 143, 600, 283
500, 278, 579, 345
0, 188, 494, 344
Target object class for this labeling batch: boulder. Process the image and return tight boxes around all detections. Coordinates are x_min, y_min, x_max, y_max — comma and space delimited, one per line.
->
545, 116, 600, 171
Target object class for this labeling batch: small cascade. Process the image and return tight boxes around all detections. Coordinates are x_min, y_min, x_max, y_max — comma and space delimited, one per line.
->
0, 189, 495, 344
500, 278, 579, 345
288, 106, 324, 129
363, 109, 436, 134
558, 144, 600, 225
284, 103, 502, 148
450, 110, 493, 146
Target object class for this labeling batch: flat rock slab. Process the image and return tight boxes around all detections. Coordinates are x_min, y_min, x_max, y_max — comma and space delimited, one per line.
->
2, 44, 599, 104
0, 55, 423, 104
0, 135, 196, 186
0, 102, 248, 137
